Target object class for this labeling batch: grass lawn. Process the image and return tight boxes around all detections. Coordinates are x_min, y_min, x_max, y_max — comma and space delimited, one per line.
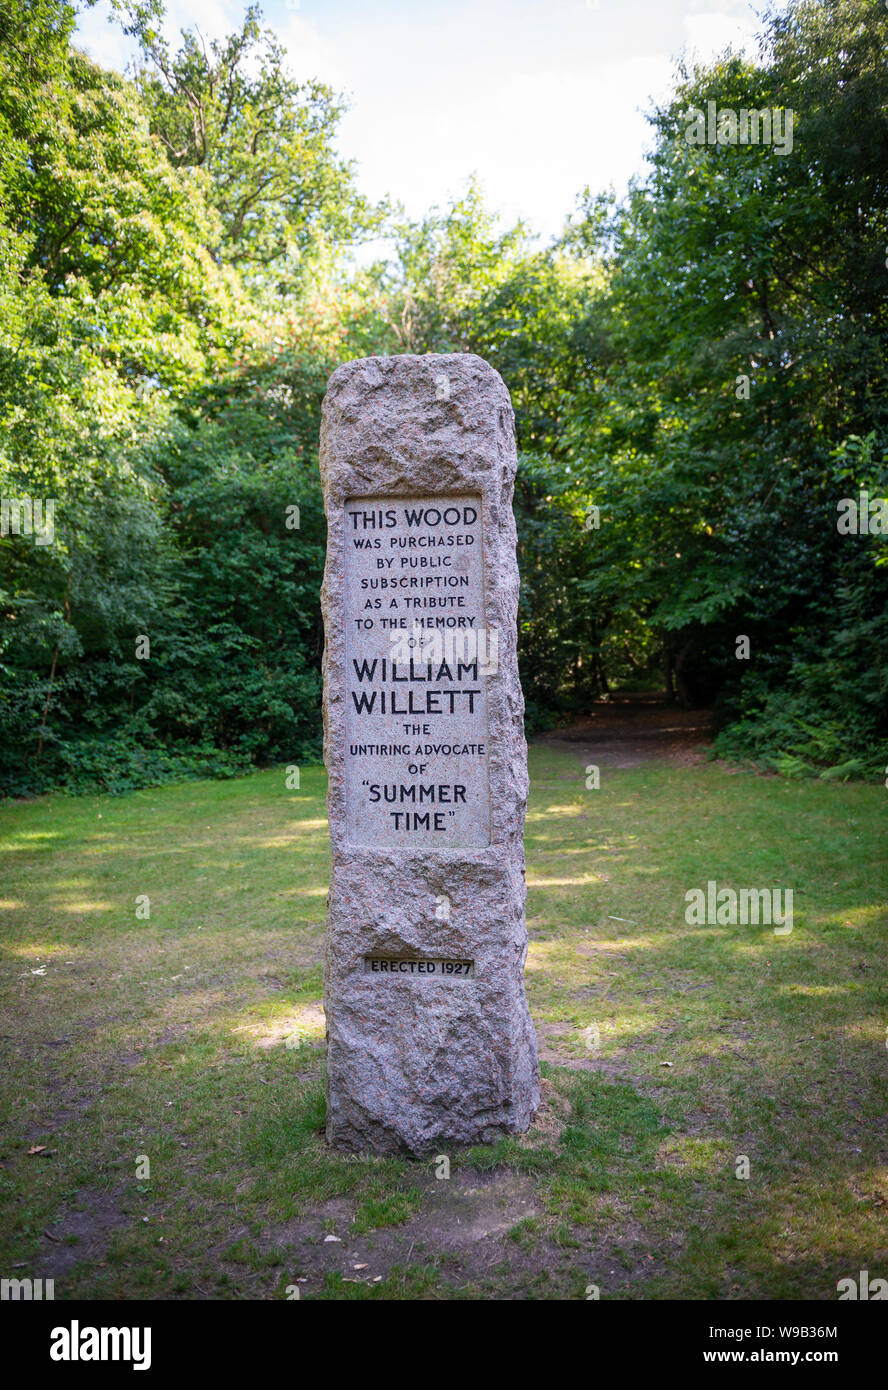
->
1, 748, 886, 1300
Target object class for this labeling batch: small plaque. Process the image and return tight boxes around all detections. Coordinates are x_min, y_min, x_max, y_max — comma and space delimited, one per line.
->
343, 495, 490, 848
364, 957, 475, 978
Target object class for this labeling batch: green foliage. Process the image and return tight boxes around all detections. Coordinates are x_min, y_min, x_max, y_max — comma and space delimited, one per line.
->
0, 0, 334, 795
125, 1, 384, 283
2, 0, 887, 793
370, 178, 528, 354
554, 0, 888, 764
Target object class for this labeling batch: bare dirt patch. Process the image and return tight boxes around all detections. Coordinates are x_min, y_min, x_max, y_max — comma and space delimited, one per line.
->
257, 1168, 542, 1293
520, 1077, 571, 1146
33, 1185, 131, 1282
532, 695, 715, 770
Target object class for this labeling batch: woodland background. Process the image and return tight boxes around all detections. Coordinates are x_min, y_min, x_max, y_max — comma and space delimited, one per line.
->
2, 0, 886, 795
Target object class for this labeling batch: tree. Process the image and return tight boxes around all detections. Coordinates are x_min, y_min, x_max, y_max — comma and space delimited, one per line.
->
0, 0, 239, 792
372, 179, 528, 354
121, 1, 383, 284
558, 0, 888, 769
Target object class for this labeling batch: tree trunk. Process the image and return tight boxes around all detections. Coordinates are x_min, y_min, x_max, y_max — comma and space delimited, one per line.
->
36, 643, 60, 757
37, 581, 69, 757
664, 644, 676, 703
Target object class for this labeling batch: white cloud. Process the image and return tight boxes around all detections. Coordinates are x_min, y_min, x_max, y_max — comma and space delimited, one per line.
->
273, 12, 347, 89
337, 54, 673, 242
683, 6, 761, 62
73, 0, 133, 71
75, 0, 242, 73
74, 0, 767, 240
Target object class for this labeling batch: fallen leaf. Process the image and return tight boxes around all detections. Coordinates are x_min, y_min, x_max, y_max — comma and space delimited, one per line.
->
323, 1234, 342, 1243
28, 1145, 47, 1156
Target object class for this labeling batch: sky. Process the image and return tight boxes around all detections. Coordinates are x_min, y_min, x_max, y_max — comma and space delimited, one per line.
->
75, 0, 766, 248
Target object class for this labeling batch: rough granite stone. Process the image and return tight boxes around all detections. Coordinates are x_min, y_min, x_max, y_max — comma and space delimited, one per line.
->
319, 353, 540, 1155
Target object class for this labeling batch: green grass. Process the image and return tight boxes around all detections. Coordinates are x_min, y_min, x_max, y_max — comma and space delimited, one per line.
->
0, 752, 885, 1299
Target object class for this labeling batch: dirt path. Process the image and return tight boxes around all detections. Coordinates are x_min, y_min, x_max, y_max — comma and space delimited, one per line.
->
531, 694, 715, 769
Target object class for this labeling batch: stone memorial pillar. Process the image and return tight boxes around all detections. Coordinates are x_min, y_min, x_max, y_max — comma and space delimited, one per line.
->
319, 353, 539, 1154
